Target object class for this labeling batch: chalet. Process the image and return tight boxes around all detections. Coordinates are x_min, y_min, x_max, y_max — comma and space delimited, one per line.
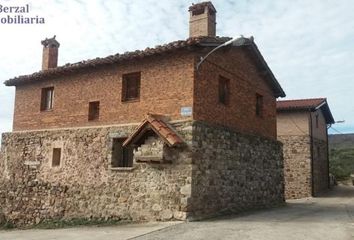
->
0, 2, 286, 226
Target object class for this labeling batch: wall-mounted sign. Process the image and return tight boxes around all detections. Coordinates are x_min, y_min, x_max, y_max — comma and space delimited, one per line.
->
181, 107, 192, 117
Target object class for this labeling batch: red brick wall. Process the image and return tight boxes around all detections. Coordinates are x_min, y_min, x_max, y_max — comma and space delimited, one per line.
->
193, 47, 277, 139
13, 51, 195, 131
13, 47, 278, 139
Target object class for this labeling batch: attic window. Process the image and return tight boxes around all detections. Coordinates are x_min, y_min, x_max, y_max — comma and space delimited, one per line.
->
315, 114, 319, 128
88, 101, 100, 121
111, 138, 133, 168
218, 76, 230, 105
256, 94, 263, 117
40, 87, 54, 111
122, 72, 141, 102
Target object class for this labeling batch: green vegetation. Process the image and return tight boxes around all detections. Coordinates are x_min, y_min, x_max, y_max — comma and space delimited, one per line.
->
329, 147, 354, 181
0, 221, 15, 230
34, 218, 128, 229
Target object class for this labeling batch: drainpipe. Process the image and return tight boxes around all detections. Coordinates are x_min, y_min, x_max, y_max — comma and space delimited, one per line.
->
326, 124, 331, 188
309, 111, 315, 197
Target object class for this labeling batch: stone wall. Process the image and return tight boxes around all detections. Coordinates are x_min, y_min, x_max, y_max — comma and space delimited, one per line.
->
0, 120, 285, 226
0, 121, 193, 226
189, 121, 284, 218
278, 135, 312, 199
312, 138, 329, 196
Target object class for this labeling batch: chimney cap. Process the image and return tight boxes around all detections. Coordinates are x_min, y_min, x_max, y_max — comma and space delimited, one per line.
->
189, 1, 216, 13
41, 35, 60, 48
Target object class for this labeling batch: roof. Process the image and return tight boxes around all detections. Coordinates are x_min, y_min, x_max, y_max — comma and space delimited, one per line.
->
123, 114, 184, 147
277, 98, 335, 124
4, 36, 285, 97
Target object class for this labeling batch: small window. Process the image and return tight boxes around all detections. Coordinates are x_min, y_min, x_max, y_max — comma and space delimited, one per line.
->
52, 148, 61, 167
122, 72, 141, 102
111, 138, 133, 168
41, 87, 54, 111
317, 146, 321, 158
256, 94, 263, 117
218, 76, 230, 105
88, 101, 100, 121
315, 115, 319, 128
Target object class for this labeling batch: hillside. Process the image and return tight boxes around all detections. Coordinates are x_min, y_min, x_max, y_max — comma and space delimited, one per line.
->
328, 134, 354, 180
329, 133, 354, 149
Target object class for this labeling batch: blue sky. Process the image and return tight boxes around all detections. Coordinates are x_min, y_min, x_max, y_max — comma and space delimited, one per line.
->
0, 0, 353, 136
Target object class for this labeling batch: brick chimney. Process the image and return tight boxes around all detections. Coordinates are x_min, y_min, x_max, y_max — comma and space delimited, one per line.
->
41, 35, 60, 70
189, 2, 216, 37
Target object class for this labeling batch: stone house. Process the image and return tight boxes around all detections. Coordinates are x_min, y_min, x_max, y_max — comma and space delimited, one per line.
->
277, 98, 334, 199
0, 2, 286, 226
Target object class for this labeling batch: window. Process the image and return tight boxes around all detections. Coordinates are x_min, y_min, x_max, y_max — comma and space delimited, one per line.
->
52, 148, 61, 167
218, 76, 230, 105
111, 138, 134, 168
88, 101, 100, 121
315, 114, 319, 128
122, 72, 141, 102
256, 94, 263, 117
41, 87, 54, 111
317, 146, 321, 158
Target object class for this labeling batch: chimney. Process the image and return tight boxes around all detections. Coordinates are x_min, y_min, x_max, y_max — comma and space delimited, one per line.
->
189, 2, 216, 38
41, 35, 60, 70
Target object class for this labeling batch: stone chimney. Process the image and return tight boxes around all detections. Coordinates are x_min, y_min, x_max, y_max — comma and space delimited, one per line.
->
189, 2, 216, 38
41, 35, 60, 70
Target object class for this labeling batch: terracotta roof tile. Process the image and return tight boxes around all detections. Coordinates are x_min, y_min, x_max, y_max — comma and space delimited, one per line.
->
3, 35, 285, 98
123, 114, 184, 147
277, 98, 335, 124
276, 98, 326, 110
4, 36, 229, 87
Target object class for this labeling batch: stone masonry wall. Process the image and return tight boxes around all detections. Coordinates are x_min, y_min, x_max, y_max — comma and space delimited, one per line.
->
188, 121, 284, 218
0, 121, 193, 226
312, 138, 329, 196
278, 135, 312, 199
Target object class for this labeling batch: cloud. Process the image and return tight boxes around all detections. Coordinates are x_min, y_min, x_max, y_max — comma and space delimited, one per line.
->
0, 0, 354, 137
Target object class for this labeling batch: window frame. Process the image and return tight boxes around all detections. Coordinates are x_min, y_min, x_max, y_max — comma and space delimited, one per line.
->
255, 93, 264, 117
121, 72, 141, 102
218, 76, 230, 105
52, 148, 61, 167
40, 87, 54, 111
88, 101, 100, 121
111, 138, 134, 168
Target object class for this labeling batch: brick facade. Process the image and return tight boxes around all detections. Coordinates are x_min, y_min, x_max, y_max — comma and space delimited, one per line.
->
13, 47, 277, 139
195, 48, 277, 139
13, 51, 195, 131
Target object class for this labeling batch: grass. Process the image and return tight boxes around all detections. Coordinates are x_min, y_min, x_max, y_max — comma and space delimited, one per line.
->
0, 217, 132, 230
329, 147, 354, 181
33, 217, 130, 229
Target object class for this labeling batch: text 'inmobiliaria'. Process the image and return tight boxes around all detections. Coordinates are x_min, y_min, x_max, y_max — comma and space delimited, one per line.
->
0, 4, 45, 24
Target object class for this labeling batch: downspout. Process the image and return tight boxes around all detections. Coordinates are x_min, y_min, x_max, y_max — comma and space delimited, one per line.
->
309, 111, 315, 197
326, 123, 332, 188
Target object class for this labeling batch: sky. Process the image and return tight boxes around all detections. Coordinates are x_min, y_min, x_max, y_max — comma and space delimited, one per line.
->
0, 0, 353, 136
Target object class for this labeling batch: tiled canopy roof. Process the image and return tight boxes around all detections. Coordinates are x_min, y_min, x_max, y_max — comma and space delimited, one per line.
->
277, 98, 335, 124
4, 36, 285, 97
123, 114, 184, 147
